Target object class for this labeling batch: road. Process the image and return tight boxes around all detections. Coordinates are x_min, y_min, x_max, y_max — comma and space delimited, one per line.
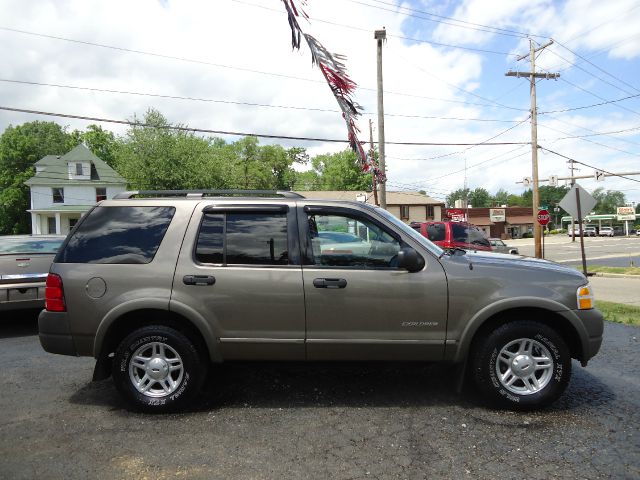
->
0, 313, 638, 479
512, 235, 640, 266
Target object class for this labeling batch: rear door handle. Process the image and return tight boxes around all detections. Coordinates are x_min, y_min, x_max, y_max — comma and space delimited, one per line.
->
183, 275, 216, 286
313, 278, 347, 289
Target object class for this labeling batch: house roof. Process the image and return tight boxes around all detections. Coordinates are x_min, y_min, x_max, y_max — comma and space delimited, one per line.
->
296, 190, 443, 206
25, 144, 126, 186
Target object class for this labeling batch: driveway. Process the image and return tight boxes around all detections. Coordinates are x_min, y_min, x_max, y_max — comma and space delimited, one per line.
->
0, 314, 638, 479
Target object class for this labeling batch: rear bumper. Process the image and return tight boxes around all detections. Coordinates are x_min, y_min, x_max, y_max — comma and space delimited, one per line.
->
38, 310, 78, 356
0, 282, 46, 311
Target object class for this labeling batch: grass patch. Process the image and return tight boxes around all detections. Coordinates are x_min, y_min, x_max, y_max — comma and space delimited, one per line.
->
597, 301, 640, 326
572, 265, 640, 275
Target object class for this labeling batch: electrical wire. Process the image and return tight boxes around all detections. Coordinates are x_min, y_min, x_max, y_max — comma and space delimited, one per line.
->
539, 147, 640, 183
539, 92, 640, 114
0, 106, 531, 146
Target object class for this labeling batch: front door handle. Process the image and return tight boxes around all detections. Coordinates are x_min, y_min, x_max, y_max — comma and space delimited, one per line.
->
313, 278, 347, 289
183, 275, 216, 286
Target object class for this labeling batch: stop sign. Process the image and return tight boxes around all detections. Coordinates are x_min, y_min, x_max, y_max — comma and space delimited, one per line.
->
537, 209, 551, 226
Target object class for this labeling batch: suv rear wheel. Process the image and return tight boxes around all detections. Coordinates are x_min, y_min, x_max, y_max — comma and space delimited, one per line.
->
472, 320, 571, 409
113, 325, 206, 413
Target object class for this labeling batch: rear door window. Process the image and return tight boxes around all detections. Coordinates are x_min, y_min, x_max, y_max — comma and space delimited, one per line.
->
452, 223, 490, 247
196, 212, 289, 266
57, 206, 175, 264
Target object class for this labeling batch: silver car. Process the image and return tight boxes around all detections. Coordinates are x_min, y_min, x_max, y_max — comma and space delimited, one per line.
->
488, 238, 519, 255
38, 191, 604, 413
1, 235, 64, 311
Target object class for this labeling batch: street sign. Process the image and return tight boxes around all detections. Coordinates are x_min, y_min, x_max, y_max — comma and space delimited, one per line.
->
537, 209, 551, 226
594, 170, 605, 182
523, 177, 531, 187
558, 183, 597, 219
549, 175, 558, 187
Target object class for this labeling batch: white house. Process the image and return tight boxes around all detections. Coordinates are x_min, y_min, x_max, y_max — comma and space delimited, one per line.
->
25, 144, 127, 235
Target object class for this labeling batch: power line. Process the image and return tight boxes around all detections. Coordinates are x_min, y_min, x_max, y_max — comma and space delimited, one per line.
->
539, 146, 640, 183
0, 105, 531, 146
539, 92, 640, 114
231, 0, 516, 57
0, 26, 524, 111
557, 77, 640, 118
0, 78, 524, 123
537, 122, 640, 157
553, 38, 640, 94
344, 0, 538, 39
542, 124, 640, 142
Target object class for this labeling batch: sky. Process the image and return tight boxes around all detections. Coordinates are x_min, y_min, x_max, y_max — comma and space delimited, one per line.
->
1, 0, 639, 206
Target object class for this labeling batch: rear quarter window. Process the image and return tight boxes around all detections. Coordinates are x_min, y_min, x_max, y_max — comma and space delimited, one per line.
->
57, 206, 175, 264
426, 223, 446, 241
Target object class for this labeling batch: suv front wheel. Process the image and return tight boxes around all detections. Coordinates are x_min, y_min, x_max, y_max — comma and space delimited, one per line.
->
472, 320, 571, 409
113, 325, 207, 413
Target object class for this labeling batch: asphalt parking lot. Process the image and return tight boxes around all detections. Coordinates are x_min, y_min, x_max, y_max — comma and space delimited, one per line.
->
0, 312, 638, 480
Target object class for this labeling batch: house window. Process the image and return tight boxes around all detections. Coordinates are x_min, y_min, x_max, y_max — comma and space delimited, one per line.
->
400, 205, 410, 220
47, 217, 57, 234
96, 187, 107, 202
426, 205, 434, 218
52, 188, 64, 203
75, 163, 83, 175
69, 218, 78, 229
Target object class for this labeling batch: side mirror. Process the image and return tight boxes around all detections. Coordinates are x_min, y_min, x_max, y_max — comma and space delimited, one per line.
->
396, 247, 425, 272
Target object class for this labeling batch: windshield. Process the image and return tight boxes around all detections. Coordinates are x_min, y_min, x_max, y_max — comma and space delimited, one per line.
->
374, 207, 444, 256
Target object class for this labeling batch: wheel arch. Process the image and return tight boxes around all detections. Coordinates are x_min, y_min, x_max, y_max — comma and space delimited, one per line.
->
94, 303, 220, 380
452, 300, 587, 365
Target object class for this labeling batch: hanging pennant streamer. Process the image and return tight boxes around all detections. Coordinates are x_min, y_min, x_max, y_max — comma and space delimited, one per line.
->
281, 0, 385, 182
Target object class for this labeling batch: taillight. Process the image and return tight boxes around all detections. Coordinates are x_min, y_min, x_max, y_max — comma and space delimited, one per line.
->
45, 273, 66, 312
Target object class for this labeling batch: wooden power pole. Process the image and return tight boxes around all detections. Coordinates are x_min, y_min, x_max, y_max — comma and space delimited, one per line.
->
506, 39, 559, 259
375, 28, 387, 209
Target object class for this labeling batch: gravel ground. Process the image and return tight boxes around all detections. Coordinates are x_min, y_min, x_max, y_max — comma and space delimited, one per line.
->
0, 314, 638, 480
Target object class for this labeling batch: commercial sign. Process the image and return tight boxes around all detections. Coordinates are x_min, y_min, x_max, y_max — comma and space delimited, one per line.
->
489, 208, 505, 222
445, 209, 466, 222
617, 206, 636, 221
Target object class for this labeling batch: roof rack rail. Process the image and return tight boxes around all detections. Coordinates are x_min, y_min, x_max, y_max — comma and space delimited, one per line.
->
113, 189, 305, 200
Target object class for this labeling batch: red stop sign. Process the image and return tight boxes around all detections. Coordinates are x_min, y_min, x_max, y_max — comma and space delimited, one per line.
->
537, 209, 551, 226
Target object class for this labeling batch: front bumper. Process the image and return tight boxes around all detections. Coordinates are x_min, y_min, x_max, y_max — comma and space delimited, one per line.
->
566, 308, 604, 364
38, 310, 78, 356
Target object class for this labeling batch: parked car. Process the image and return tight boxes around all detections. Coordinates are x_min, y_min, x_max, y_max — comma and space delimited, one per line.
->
1, 235, 64, 311
567, 225, 594, 237
410, 221, 492, 252
598, 227, 614, 237
39, 190, 603, 412
583, 226, 597, 237
488, 238, 519, 255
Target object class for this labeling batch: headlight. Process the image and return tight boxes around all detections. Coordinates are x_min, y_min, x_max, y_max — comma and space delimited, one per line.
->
577, 284, 594, 310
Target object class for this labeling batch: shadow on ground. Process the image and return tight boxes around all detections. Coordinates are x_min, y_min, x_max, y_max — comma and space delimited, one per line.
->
0, 309, 39, 338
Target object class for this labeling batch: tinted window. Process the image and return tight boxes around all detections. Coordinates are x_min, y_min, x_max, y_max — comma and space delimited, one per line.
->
195, 212, 288, 266
58, 206, 175, 264
195, 214, 224, 264
308, 214, 400, 268
426, 223, 446, 241
452, 223, 490, 247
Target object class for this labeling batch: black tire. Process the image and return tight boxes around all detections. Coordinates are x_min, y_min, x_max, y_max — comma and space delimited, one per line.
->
113, 325, 207, 413
472, 320, 571, 410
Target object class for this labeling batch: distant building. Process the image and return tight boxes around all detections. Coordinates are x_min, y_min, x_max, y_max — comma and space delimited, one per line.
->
25, 144, 127, 235
296, 191, 445, 222
461, 207, 534, 239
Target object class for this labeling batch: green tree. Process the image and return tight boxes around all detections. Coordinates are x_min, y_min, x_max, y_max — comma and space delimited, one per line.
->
592, 188, 626, 214
468, 187, 491, 208
492, 188, 510, 206
446, 188, 470, 208
0, 121, 73, 234
305, 150, 371, 191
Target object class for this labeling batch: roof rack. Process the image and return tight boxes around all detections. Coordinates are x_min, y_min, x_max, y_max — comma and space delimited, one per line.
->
113, 189, 305, 200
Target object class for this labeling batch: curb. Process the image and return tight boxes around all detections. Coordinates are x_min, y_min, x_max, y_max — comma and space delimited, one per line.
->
591, 272, 640, 280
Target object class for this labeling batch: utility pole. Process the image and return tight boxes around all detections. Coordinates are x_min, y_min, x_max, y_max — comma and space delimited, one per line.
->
375, 28, 387, 209
369, 119, 379, 206
569, 159, 577, 242
506, 39, 559, 259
